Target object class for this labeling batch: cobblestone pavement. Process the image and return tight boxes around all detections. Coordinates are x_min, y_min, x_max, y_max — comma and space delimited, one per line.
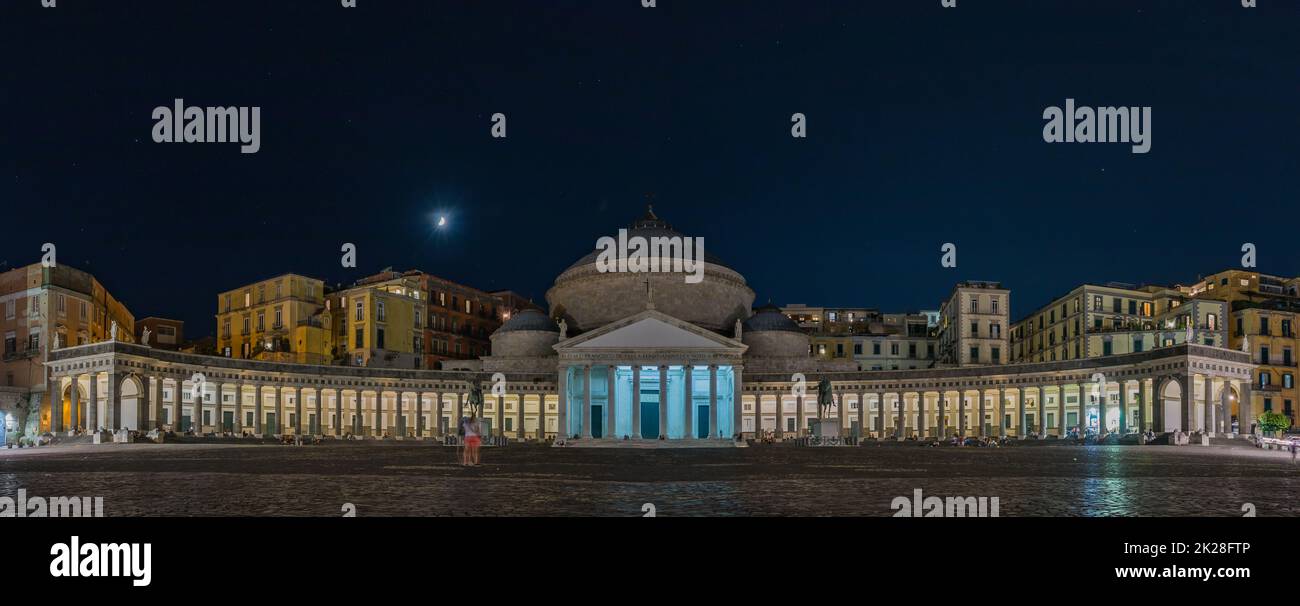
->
0, 442, 1296, 516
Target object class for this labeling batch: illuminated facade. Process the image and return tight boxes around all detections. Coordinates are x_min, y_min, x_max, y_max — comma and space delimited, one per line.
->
1011, 282, 1228, 364
36, 209, 1265, 442
0, 263, 135, 435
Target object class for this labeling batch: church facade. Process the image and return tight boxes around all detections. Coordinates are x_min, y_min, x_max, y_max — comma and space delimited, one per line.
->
42, 210, 1260, 442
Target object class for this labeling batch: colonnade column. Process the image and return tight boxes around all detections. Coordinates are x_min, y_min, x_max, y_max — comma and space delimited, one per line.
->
1239, 380, 1254, 435
1136, 380, 1146, 433
293, 386, 304, 435
254, 385, 265, 434
432, 392, 443, 437
856, 391, 866, 439
107, 372, 122, 431
68, 378, 79, 434
557, 368, 568, 440
795, 390, 804, 438
213, 382, 223, 434
1037, 386, 1047, 437
315, 388, 324, 435
978, 389, 988, 438
917, 392, 927, 439
958, 390, 967, 437
657, 365, 668, 438
1202, 375, 1214, 434
682, 365, 692, 439
774, 395, 784, 440
937, 391, 946, 439
1179, 374, 1194, 432
536, 393, 545, 440
1118, 382, 1128, 435
233, 382, 245, 434
48, 377, 63, 434
86, 372, 98, 431
996, 388, 1005, 438
352, 390, 362, 435
893, 392, 904, 439
1015, 387, 1025, 438
1052, 383, 1064, 437
515, 393, 524, 441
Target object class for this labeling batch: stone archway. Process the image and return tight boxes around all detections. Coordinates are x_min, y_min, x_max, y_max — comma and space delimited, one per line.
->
1217, 383, 1240, 434
1156, 376, 1184, 432
118, 374, 145, 430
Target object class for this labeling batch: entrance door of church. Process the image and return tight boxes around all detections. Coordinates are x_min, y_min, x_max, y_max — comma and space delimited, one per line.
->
591, 405, 603, 438
697, 406, 709, 438
640, 401, 658, 439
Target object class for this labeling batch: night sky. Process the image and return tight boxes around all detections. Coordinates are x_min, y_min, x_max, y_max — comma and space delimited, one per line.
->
3, 0, 1297, 339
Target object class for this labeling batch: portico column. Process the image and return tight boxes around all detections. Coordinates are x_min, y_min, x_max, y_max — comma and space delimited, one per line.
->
1118, 382, 1128, 434
1016, 386, 1025, 438
536, 394, 546, 440
48, 377, 62, 434
708, 366, 718, 439
732, 365, 744, 440
658, 365, 668, 438
493, 388, 504, 438
631, 366, 642, 439
608, 365, 618, 439
86, 372, 98, 431
557, 367, 568, 439
895, 392, 905, 439
682, 365, 693, 439
582, 365, 593, 439
937, 391, 946, 439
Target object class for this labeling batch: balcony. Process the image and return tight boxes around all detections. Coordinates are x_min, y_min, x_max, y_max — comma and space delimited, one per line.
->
2, 347, 40, 362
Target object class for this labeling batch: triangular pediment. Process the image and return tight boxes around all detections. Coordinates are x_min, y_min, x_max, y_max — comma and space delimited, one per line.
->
555, 310, 744, 352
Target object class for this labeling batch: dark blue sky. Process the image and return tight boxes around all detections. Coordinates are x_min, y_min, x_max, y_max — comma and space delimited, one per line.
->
3, 0, 1297, 338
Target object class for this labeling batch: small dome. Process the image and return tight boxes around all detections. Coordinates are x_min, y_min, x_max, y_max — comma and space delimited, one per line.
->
743, 303, 802, 333
495, 309, 559, 334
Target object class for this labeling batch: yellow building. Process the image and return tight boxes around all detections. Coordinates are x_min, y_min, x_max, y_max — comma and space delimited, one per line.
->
334, 272, 424, 369
215, 273, 332, 365
1011, 282, 1227, 364
1186, 270, 1299, 427
0, 263, 135, 435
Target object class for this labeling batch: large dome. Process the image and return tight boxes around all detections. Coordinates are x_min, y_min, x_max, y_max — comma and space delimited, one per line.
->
546, 207, 755, 334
